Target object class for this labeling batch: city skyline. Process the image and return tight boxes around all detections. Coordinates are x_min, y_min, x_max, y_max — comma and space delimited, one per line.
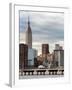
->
19, 11, 64, 55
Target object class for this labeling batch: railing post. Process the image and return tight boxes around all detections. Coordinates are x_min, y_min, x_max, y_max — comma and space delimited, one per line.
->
31, 71, 33, 75
24, 71, 26, 75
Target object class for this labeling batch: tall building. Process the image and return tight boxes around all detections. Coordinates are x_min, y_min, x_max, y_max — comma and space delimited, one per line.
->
42, 44, 49, 54
54, 45, 64, 67
28, 48, 37, 68
26, 17, 32, 48
55, 44, 60, 50
42, 44, 49, 61
19, 44, 28, 69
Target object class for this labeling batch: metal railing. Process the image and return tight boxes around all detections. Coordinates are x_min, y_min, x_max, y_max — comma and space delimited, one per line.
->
19, 69, 64, 76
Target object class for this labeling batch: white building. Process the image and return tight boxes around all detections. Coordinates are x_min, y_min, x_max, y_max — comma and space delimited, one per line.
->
54, 44, 64, 68
54, 50, 64, 68
28, 48, 37, 66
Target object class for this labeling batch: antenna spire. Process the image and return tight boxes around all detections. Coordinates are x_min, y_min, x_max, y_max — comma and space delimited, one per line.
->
28, 16, 30, 25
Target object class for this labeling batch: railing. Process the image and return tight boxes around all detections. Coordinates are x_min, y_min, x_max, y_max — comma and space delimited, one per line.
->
19, 69, 64, 76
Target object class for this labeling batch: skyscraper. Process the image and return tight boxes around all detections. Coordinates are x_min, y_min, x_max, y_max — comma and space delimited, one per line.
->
28, 48, 37, 67
19, 44, 28, 69
42, 44, 49, 61
54, 45, 64, 67
55, 44, 60, 50
42, 44, 49, 54
26, 17, 32, 48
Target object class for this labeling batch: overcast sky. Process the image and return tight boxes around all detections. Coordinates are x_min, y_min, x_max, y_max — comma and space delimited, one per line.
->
19, 11, 64, 55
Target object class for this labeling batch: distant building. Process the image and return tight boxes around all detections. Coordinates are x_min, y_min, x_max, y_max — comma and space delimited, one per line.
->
26, 17, 32, 48
60, 50, 64, 66
28, 48, 37, 67
37, 56, 43, 65
42, 53, 53, 68
37, 54, 45, 62
59, 46, 63, 50
37, 56, 42, 61
55, 44, 60, 50
34, 49, 37, 58
42, 44, 49, 61
42, 44, 49, 54
19, 44, 28, 69
54, 46, 64, 67
34, 49, 38, 67
47, 53, 53, 62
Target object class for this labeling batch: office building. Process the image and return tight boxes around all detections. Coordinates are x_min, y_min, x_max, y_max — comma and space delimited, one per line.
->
54, 45, 64, 67
42, 44, 49, 61
19, 44, 28, 69
55, 44, 60, 50
28, 48, 37, 67
42, 44, 49, 54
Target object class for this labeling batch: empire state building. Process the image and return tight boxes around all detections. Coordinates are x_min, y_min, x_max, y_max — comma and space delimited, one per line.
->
26, 17, 32, 48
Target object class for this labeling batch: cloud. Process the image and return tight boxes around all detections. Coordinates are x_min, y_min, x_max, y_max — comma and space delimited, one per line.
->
19, 11, 64, 32
19, 11, 64, 55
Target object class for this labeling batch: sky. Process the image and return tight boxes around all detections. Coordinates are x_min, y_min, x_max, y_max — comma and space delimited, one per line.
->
19, 10, 64, 55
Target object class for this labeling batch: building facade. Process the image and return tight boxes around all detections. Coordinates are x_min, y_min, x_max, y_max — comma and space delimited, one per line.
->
28, 48, 37, 67
42, 44, 49, 54
54, 49, 64, 67
42, 44, 49, 61
55, 44, 60, 50
19, 44, 28, 69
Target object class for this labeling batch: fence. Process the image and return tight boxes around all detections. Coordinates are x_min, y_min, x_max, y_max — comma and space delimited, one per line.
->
19, 69, 64, 76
